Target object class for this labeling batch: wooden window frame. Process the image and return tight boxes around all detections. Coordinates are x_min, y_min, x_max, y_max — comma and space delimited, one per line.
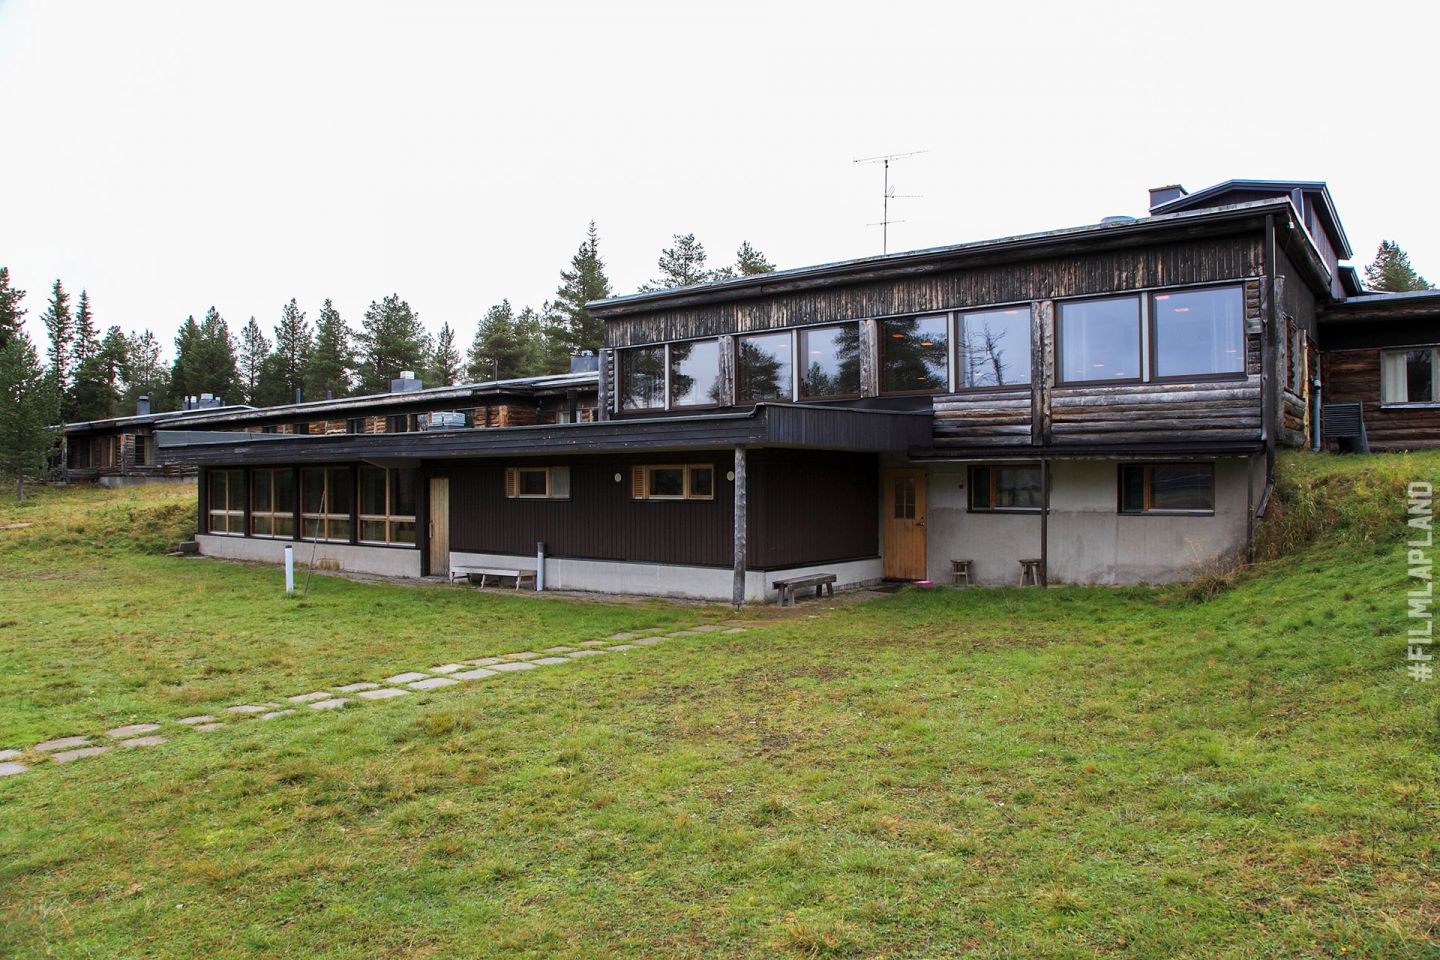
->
207, 468, 245, 536
1117, 462, 1216, 516
249, 467, 297, 539
631, 464, 715, 501
668, 338, 725, 410
735, 331, 794, 404
878, 313, 951, 397
1380, 346, 1440, 407
301, 466, 353, 542
505, 466, 571, 500
1055, 294, 1144, 387
797, 322, 862, 401
358, 466, 419, 546
967, 464, 1043, 514
955, 305, 1033, 392
346, 418, 365, 434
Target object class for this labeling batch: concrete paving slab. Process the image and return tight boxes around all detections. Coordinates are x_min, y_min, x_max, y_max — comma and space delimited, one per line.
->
501, 651, 540, 661
567, 649, 608, 658
489, 661, 538, 672
577, 640, 610, 648
609, 632, 638, 640
724, 628, 747, 634
691, 625, 725, 632
336, 682, 380, 693
105, 723, 162, 739
120, 735, 167, 748
309, 698, 349, 710
288, 692, 332, 703
193, 723, 225, 732
34, 736, 90, 753
176, 715, 215, 725
0, 761, 29, 777
226, 705, 272, 715
531, 656, 572, 665
464, 657, 504, 666
261, 710, 296, 721
52, 745, 111, 763
632, 637, 666, 646
607, 644, 636, 651
356, 687, 409, 700
668, 630, 702, 637
383, 672, 431, 684
453, 668, 498, 680
0, 749, 22, 762
409, 677, 459, 690
428, 663, 466, 674
541, 646, 576, 653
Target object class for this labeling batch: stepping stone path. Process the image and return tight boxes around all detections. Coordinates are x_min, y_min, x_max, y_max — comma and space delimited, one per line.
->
4, 621, 740, 779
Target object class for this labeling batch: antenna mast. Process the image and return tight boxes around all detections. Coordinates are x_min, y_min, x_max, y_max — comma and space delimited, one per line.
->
853, 150, 926, 254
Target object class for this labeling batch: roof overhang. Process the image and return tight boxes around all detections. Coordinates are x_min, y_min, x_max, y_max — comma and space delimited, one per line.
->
1318, 290, 1440, 349
1152, 179, 1353, 261
909, 441, 1264, 461
156, 404, 933, 467
62, 405, 254, 436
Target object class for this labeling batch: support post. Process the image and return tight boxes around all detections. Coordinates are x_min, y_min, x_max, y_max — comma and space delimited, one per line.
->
1262, 214, 1278, 486
536, 540, 546, 592
1039, 459, 1049, 588
732, 446, 747, 609
284, 544, 294, 594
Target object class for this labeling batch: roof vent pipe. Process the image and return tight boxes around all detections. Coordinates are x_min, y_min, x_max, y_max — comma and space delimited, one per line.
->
136, 395, 151, 416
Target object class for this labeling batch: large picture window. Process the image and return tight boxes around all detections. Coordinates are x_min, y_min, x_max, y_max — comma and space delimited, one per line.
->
799, 323, 861, 398
504, 466, 571, 500
881, 315, 949, 393
207, 469, 244, 535
1119, 463, 1214, 515
250, 468, 296, 538
959, 307, 1031, 388
1382, 348, 1439, 405
669, 340, 722, 407
1150, 286, 1244, 379
301, 466, 353, 542
969, 464, 1042, 512
737, 332, 792, 402
631, 464, 715, 501
359, 467, 417, 545
1058, 296, 1141, 383
621, 346, 665, 410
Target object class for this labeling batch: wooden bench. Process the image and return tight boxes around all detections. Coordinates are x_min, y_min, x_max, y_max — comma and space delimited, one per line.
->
451, 566, 537, 590
772, 573, 836, 607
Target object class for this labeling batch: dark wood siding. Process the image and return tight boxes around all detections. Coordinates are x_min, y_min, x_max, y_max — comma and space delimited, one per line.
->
603, 234, 1265, 348
747, 450, 878, 568
1323, 349, 1440, 450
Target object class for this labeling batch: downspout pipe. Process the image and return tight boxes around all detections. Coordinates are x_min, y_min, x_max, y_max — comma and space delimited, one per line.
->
1262, 214, 1279, 488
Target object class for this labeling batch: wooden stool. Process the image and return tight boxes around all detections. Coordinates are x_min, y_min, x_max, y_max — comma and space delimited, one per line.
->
1018, 559, 1043, 587
950, 559, 974, 587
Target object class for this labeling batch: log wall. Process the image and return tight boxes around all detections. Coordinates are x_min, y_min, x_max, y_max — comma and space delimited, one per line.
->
1322, 349, 1440, 450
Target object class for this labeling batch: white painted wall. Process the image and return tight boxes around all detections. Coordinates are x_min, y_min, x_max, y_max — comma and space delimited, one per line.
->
196, 534, 423, 578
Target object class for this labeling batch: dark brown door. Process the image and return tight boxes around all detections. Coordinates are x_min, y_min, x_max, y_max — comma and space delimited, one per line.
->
883, 469, 927, 580
428, 477, 450, 577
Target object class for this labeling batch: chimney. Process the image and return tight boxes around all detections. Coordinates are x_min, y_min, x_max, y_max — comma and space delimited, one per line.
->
389, 371, 424, 393
1148, 184, 1187, 212
294, 387, 303, 404
136, 395, 151, 416
569, 350, 599, 374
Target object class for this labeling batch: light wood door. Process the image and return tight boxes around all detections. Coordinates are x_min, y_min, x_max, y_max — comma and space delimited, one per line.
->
428, 477, 450, 577
883, 469, 927, 580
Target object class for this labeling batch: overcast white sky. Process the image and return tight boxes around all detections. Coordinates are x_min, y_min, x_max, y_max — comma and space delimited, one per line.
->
2, 0, 1436, 361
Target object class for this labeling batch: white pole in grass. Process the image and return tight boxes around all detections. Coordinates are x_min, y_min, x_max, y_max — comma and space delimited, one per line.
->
536, 540, 546, 592
284, 544, 294, 594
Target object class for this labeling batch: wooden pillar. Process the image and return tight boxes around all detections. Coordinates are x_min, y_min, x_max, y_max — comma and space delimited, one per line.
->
1262, 214, 1278, 485
732, 446, 747, 609
1039, 459, 1049, 588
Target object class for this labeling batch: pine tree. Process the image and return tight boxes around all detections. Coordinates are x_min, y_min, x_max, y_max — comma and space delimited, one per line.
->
550, 221, 613, 357
172, 308, 238, 404
734, 241, 775, 276
514, 306, 548, 376
0, 329, 60, 501
429, 322, 462, 386
40, 280, 72, 391
467, 300, 526, 382
97, 327, 131, 401
237, 316, 271, 405
0, 268, 27, 351
305, 298, 354, 400
356, 294, 428, 393
1363, 240, 1433, 292
271, 298, 312, 403
644, 234, 712, 290
539, 306, 576, 375
124, 330, 168, 412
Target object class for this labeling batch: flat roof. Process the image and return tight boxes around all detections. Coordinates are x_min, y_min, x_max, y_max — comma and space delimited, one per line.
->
62, 404, 254, 434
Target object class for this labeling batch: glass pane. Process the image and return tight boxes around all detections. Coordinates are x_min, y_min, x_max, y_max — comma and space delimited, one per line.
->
1407, 350, 1433, 403
360, 467, 387, 516
327, 519, 352, 542
327, 468, 353, 514
548, 467, 570, 499
303, 517, 323, 539
737, 332, 792, 401
302, 469, 326, 514
1059, 296, 1140, 382
392, 521, 417, 545
361, 520, 387, 543
251, 514, 272, 537
882, 315, 949, 392
519, 470, 548, 497
1150, 466, 1213, 511
1120, 466, 1145, 513
209, 473, 226, 510
251, 470, 272, 513
226, 512, 244, 534
960, 308, 1031, 387
393, 470, 417, 515
799, 324, 861, 397
649, 467, 685, 497
690, 466, 713, 498
1152, 287, 1244, 378
274, 469, 295, 513
669, 340, 722, 407
622, 346, 666, 409
893, 477, 915, 519
995, 467, 1041, 509
970, 467, 992, 510
273, 515, 294, 538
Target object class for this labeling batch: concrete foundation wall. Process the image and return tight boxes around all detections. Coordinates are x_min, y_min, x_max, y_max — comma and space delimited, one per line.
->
196, 534, 423, 578
450, 551, 883, 602
924, 457, 1257, 586
99, 475, 195, 489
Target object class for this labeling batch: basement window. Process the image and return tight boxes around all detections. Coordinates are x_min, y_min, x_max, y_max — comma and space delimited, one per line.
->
631, 464, 714, 501
301, 466, 353, 542
1381, 348, 1440, 405
1118, 463, 1214, 515
505, 466, 570, 500
250, 468, 296, 538
207, 469, 245, 535
359, 466, 418, 544
968, 465, 1042, 512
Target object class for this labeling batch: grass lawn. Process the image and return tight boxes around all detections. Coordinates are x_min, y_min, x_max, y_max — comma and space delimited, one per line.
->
0, 457, 1437, 958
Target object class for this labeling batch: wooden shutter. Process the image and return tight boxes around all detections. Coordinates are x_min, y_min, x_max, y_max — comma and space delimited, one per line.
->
631, 466, 645, 499
505, 468, 518, 498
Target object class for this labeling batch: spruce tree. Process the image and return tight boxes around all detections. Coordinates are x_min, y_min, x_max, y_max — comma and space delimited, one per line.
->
356, 294, 428, 393
197, 307, 240, 403
514, 306, 547, 376
66, 291, 108, 420
1363, 241, 1433, 292
0, 330, 60, 501
40, 280, 72, 391
429, 322, 462, 386
237, 316, 271, 405
271, 298, 312, 402
124, 330, 168, 412
734, 241, 775, 276
550, 221, 613, 356
306, 298, 354, 400
0, 267, 27, 350
645, 234, 712, 290
168, 315, 202, 407
97, 327, 131, 403
467, 300, 525, 382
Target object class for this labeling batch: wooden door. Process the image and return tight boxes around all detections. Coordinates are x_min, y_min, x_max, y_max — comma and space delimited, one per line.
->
428, 477, 450, 577
882, 469, 927, 580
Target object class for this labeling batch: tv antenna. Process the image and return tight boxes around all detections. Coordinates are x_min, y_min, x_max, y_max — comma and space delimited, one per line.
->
853, 150, 926, 254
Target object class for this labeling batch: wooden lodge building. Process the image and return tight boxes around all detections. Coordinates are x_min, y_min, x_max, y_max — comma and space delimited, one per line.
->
147, 179, 1440, 602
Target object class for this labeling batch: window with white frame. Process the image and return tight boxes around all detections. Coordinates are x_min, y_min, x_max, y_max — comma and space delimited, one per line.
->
1382, 348, 1440, 405
359, 466, 418, 544
505, 466, 570, 499
631, 464, 715, 500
